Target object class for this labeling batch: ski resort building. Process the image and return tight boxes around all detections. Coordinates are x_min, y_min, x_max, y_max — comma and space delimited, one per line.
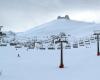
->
57, 15, 70, 20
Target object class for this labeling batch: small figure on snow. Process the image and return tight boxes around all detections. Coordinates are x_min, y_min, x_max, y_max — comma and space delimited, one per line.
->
0, 70, 2, 76
17, 54, 20, 57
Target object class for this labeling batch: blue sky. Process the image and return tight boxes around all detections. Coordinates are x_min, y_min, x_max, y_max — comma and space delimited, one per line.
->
0, 0, 100, 32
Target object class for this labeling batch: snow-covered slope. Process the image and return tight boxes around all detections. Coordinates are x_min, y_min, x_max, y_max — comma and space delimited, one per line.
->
18, 19, 100, 38
0, 43, 100, 80
1, 19, 100, 80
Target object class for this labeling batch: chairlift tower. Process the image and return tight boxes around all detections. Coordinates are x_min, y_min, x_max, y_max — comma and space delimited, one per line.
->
0, 26, 3, 31
0, 26, 6, 44
55, 38, 68, 68
0, 26, 3, 43
94, 30, 100, 56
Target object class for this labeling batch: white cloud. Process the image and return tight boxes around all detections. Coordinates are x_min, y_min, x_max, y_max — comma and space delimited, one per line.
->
0, 0, 100, 32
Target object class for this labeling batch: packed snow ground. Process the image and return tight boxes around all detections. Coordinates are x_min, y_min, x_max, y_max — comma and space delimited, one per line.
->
1, 18, 100, 80
0, 43, 100, 80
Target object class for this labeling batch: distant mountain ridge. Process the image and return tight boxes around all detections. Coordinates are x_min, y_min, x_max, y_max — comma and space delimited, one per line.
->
17, 19, 100, 39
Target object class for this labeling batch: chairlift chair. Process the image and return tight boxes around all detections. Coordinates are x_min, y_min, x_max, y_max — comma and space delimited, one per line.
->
79, 40, 84, 46
24, 44, 28, 47
0, 43, 7, 46
24, 42, 31, 47
28, 45, 35, 49
65, 43, 71, 49
57, 44, 61, 49
48, 44, 55, 50
73, 42, 78, 48
0, 32, 2, 36
85, 39, 90, 45
10, 41, 17, 46
90, 36, 96, 43
39, 44, 46, 50
15, 44, 22, 48
39, 47, 46, 50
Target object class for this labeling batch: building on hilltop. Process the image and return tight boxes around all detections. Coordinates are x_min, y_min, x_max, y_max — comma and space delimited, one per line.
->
57, 15, 70, 20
